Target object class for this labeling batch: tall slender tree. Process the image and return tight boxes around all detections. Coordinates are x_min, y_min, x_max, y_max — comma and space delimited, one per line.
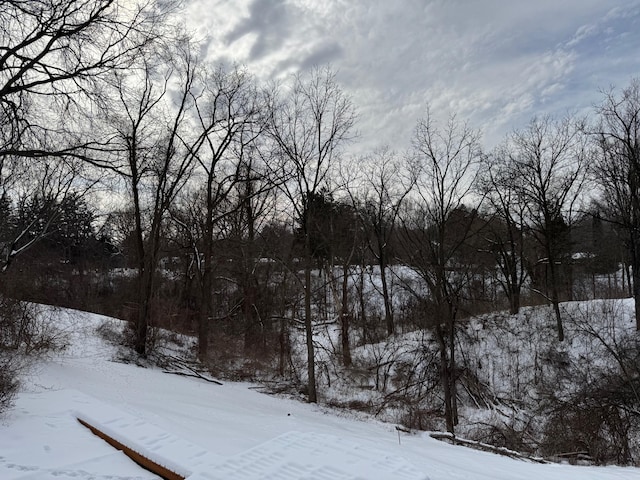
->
265, 66, 356, 402
399, 108, 482, 434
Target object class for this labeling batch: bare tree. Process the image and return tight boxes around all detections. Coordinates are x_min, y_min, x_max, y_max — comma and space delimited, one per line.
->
328, 199, 362, 368
478, 145, 530, 314
102, 40, 217, 356
399, 108, 482, 434
508, 115, 588, 341
265, 66, 356, 403
593, 79, 640, 329
346, 147, 415, 335
169, 66, 266, 359
228, 148, 281, 356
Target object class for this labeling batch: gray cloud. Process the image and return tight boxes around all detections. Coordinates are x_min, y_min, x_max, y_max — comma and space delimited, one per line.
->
187, 0, 640, 151
225, 0, 292, 60
298, 41, 343, 72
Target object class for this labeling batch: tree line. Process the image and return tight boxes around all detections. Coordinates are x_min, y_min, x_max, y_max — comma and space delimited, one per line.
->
1, 0, 640, 437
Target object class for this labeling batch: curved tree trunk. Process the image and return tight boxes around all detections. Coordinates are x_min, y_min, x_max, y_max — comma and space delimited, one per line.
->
378, 250, 394, 335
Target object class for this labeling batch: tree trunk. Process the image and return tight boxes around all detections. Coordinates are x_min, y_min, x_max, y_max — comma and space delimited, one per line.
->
133, 238, 150, 356
546, 244, 565, 342
198, 229, 213, 360
626, 142, 640, 325
198, 176, 218, 360
135, 217, 163, 356
632, 237, 640, 330
243, 278, 263, 354
435, 323, 455, 434
198, 267, 212, 360
341, 266, 352, 367
303, 223, 317, 402
508, 253, 521, 314
305, 258, 317, 402
134, 297, 150, 354
448, 308, 458, 428
133, 253, 148, 356
509, 288, 520, 315
131, 157, 148, 356
242, 181, 263, 353
378, 249, 394, 335
358, 266, 369, 344
278, 316, 287, 376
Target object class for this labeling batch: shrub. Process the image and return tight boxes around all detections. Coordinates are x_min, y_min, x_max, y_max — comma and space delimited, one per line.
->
0, 353, 20, 413
0, 297, 67, 414
541, 397, 634, 464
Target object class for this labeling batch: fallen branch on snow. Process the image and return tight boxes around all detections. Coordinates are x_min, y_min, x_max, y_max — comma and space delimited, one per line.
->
429, 432, 548, 464
161, 354, 223, 385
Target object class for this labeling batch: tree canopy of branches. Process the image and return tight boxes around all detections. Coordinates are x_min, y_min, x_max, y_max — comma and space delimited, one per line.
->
0, 0, 166, 159
0, 0, 168, 272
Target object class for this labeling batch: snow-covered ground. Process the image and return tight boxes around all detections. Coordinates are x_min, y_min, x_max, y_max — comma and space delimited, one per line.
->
2, 308, 640, 479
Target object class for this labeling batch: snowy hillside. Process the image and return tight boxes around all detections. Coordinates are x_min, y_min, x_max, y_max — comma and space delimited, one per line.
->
1, 308, 640, 479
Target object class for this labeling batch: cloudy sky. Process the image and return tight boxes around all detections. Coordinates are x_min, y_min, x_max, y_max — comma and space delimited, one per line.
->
186, 0, 640, 152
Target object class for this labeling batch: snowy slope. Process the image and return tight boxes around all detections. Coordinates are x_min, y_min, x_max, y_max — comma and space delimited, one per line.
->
2, 308, 640, 479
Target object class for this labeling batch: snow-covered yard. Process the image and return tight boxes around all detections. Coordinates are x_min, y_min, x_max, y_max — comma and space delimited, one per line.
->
2, 308, 640, 479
